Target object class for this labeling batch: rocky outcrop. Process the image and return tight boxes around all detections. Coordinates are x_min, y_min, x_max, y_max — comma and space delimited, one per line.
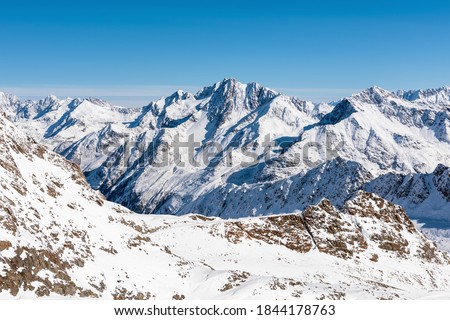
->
302, 199, 367, 259
222, 191, 448, 263
0, 246, 93, 297
224, 215, 313, 253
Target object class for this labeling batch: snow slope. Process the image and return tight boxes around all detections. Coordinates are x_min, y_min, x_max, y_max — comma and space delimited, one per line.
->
1, 93, 141, 159
277, 86, 450, 175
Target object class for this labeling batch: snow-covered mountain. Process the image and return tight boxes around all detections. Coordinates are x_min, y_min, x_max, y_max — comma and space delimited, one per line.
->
396, 86, 450, 107
171, 157, 372, 218
1, 80, 449, 221
1, 93, 141, 157
0, 80, 330, 214
2, 110, 450, 299
365, 164, 450, 221
278, 86, 450, 173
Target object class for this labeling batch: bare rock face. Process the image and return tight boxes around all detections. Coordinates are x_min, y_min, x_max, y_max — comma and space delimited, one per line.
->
0, 246, 87, 297
302, 200, 367, 259
0, 240, 11, 252
344, 192, 416, 231
224, 215, 313, 253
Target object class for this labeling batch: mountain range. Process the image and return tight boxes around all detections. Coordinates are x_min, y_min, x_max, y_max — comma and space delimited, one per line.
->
1, 80, 449, 223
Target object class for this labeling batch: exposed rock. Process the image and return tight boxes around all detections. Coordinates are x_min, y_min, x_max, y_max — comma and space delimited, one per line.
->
0, 240, 11, 251
0, 247, 76, 297
303, 200, 367, 259
224, 215, 313, 253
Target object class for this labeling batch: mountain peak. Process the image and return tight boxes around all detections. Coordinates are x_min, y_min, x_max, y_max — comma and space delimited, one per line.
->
216, 77, 239, 86
210, 78, 246, 96
38, 94, 60, 106
195, 78, 278, 101
0, 91, 20, 105
345, 86, 402, 108
84, 97, 115, 108
362, 85, 393, 97
396, 85, 450, 106
165, 89, 194, 105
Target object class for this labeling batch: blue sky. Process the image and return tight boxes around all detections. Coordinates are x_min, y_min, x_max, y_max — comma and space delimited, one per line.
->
1, 0, 449, 106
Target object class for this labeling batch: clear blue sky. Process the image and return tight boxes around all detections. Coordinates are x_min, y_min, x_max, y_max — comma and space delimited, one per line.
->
1, 0, 449, 106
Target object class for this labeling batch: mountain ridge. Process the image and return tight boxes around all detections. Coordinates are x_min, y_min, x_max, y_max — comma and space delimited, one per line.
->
1, 79, 449, 221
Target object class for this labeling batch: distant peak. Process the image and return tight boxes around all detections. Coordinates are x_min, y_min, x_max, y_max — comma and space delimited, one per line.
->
214, 78, 277, 93
39, 95, 59, 105
0, 91, 19, 102
210, 78, 243, 93
434, 85, 449, 91
165, 90, 194, 105
365, 85, 392, 95
395, 85, 450, 106
216, 77, 239, 87
195, 78, 279, 101
348, 86, 397, 105
84, 97, 114, 108
195, 78, 240, 99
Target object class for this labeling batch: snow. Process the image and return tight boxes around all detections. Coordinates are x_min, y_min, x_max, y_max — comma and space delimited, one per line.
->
1, 110, 450, 299
1, 79, 450, 300
1, 79, 449, 226
397, 86, 450, 107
